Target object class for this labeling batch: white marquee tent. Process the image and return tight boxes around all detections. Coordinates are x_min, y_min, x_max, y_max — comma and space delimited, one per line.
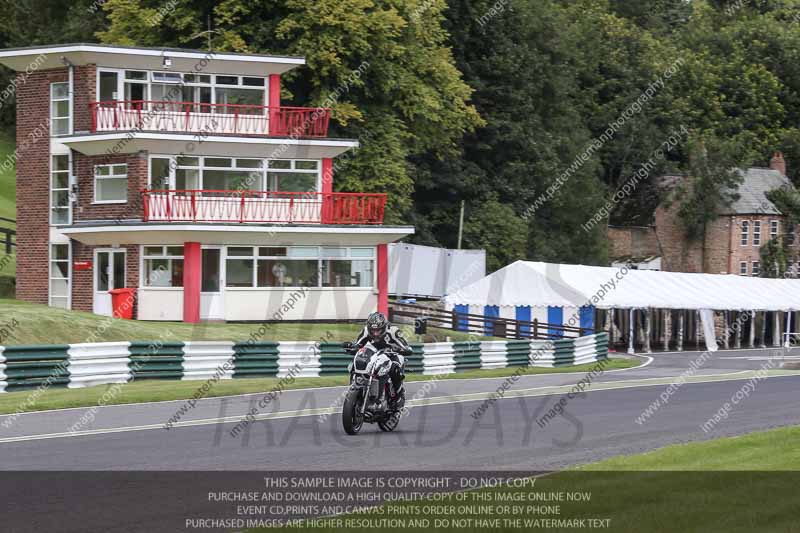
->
442, 261, 800, 352
443, 261, 800, 312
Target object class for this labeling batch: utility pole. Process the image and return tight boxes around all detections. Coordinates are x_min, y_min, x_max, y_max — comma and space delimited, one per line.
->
457, 200, 465, 249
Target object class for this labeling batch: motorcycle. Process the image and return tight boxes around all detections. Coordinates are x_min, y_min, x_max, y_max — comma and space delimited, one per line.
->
341, 341, 404, 435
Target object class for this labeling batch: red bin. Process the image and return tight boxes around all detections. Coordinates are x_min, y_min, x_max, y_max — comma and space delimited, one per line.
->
109, 288, 137, 319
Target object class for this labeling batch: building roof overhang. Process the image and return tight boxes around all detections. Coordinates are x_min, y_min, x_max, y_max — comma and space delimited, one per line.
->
58, 223, 414, 246
59, 132, 359, 159
0, 43, 304, 76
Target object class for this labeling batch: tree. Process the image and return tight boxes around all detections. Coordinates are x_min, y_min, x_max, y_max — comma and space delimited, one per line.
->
462, 195, 528, 273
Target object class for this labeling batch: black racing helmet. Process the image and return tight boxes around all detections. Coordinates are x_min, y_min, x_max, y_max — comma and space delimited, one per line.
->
366, 312, 388, 340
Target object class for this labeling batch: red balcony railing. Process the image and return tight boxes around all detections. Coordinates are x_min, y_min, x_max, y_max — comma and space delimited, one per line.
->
90, 101, 331, 137
142, 190, 387, 225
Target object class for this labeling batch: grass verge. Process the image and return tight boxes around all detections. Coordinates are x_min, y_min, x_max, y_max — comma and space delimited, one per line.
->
0, 359, 635, 415
272, 425, 800, 533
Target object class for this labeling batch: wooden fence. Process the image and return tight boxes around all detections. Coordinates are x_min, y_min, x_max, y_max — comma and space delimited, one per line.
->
389, 303, 587, 340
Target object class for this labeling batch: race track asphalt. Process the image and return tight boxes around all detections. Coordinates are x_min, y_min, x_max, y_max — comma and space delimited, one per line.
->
0, 348, 798, 471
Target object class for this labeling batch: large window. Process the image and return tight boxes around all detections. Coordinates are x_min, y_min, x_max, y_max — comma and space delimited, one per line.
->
753, 221, 761, 246
752, 261, 760, 276
50, 154, 70, 225
225, 246, 374, 288
114, 70, 265, 113
739, 261, 748, 276
152, 156, 319, 193
49, 243, 70, 309
770, 220, 779, 240
142, 246, 184, 287
50, 82, 70, 136
94, 164, 128, 203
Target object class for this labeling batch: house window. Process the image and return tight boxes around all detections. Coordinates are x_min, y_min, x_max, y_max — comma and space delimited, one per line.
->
752, 261, 760, 276
50, 82, 70, 136
142, 246, 184, 287
49, 243, 70, 309
740, 220, 749, 246
770, 220, 779, 240
94, 164, 128, 203
739, 261, 748, 276
50, 154, 71, 225
787, 226, 796, 246
224, 246, 374, 288
753, 221, 761, 246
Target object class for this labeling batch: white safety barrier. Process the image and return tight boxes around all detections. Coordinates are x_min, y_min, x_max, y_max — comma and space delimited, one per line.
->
530, 340, 557, 367
182, 341, 235, 381
66, 342, 131, 389
421, 342, 456, 375
480, 340, 508, 369
277, 341, 322, 378
574, 334, 600, 365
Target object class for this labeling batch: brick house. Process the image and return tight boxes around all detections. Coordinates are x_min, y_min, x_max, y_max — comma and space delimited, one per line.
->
0, 43, 413, 322
608, 152, 799, 277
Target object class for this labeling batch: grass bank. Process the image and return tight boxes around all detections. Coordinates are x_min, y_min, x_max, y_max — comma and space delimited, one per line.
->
0, 298, 489, 345
279, 425, 800, 533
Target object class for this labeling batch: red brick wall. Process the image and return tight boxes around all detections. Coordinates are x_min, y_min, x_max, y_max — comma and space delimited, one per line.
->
71, 243, 140, 315
73, 151, 148, 222
15, 67, 68, 305
73, 65, 96, 133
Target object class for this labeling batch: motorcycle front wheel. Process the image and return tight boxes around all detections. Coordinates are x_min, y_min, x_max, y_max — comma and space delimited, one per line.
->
342, 388, 365, 435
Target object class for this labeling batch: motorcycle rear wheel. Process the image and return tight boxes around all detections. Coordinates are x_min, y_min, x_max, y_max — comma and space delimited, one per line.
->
342, 389, 364, 435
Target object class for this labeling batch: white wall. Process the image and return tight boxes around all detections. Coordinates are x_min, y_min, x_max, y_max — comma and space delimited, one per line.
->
224, 289, 376, 321
138, 289, 183, 321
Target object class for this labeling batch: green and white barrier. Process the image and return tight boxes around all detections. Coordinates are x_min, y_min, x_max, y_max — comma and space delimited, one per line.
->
0, 333, 609, 392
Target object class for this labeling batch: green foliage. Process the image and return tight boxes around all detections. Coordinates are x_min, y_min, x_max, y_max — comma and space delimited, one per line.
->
759, 237, 789, 278
671, 134, 747, 240
462, 195, 528, 272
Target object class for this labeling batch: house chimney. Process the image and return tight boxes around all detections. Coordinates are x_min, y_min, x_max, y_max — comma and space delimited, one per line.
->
770, 151, 787, 176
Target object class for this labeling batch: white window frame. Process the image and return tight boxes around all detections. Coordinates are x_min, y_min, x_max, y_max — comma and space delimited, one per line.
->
752, 261, 760, 276
753, 221, 761, 246
739, 261, 748, 276
740, 220, 749, 246
140, 245, 184, 289
150, 154, 322, 193
770, 220, 779, 240
94, 163, 128, 204
50, 153, 72, 226
50, 82, 70, 137
48, 242, 71, 309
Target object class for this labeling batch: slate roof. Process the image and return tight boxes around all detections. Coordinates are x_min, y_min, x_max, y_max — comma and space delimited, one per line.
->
720, 167, 793, 216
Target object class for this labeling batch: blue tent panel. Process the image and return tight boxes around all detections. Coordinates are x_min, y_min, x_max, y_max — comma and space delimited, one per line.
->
580, 305, 595, 334
516, 305, 531, 337
454, 304, 469, 332
484, 305, 500, 336
547, 306, 563, 338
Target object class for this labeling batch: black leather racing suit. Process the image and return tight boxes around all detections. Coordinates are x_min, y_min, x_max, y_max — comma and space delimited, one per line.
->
353, 324, 412, 395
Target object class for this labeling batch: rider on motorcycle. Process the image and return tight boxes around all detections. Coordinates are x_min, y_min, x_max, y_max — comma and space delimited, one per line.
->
350, 311, 411, 400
